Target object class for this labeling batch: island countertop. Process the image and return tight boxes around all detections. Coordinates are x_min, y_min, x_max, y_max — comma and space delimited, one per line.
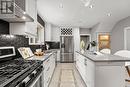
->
76, 51, 130, 62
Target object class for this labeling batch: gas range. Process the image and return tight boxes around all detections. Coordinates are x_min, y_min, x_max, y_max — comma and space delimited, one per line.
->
0, 59, 43, 87
0, 47, 43, 87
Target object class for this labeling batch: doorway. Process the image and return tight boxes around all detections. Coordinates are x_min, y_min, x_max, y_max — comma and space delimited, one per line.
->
80, 34, 91, 51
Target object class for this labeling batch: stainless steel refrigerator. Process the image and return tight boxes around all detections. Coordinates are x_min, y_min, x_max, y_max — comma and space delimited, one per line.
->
60, 36, 74, 63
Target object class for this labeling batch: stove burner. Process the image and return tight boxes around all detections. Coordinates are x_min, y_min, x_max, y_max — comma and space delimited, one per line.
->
0, 59, 42, 86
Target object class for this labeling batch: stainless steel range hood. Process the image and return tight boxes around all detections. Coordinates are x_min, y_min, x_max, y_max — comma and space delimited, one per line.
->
0, 1, 34, 22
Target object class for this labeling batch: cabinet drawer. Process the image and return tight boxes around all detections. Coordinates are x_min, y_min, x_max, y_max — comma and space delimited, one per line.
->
44, 58, 51, 65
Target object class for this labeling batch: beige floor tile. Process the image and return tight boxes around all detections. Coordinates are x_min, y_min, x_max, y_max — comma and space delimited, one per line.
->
60, 82, 75, 87
49, 63, 86, 87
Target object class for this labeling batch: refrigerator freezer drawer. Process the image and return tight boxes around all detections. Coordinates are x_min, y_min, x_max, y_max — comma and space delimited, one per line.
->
61, 53, 73, 62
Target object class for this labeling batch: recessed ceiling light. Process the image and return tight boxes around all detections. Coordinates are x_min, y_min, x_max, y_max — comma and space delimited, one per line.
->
84, 2, 90, 7
23, 12, 26, 14
22, 16, 26, 19
89, 5, 93, 8
107, 13, 111, 16
59, 3, 63, 8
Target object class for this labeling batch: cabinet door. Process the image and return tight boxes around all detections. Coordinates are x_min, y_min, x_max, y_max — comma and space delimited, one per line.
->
85, 58, 95, 87
25, 0, 37, 36
26, 0, 37, 19
45, 23, 52, 41
76, 53, 86, 81
75, 53, 95, 87
57, 50, 60, 62
26, 22, 37, 36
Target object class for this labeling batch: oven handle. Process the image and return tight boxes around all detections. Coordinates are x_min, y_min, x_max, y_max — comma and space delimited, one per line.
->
29, 71, 43, 87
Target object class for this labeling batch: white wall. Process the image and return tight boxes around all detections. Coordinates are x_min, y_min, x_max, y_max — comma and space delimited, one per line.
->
80, 28, 91, 34
73, 27, 80, 61
51, 25, 60, 41
111, 16, 130, 54
90, 23, 100, 41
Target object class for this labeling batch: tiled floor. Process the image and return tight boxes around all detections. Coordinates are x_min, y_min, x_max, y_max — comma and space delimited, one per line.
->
49, 63, 87, 87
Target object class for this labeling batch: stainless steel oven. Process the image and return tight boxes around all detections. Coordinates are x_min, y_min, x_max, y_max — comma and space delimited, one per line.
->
16, 65, 43, 87
0, 47, 43, 87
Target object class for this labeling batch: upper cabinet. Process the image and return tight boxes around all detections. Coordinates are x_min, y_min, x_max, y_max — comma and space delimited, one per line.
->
0, 0, 34, 22
10, 0, 37, 36
45, 23, 60, 42
29, 15, 45, 45
29, 22, 45, 45
26, 0, 37, 21
45, 23, 52, 41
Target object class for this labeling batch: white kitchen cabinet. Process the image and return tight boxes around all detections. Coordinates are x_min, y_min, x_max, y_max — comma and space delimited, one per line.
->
10, 0, 37, 36
76, 52, 126, 87
57, 50, 60, 62
75, 52, 95, 87
38, 23, 45, 44
25, 0, 37, 36
51, 25, 60, 42
45, 24, 60, 41
85, 57, 95, 87
43, 53, 56, 87
29, 23, 45, 45
45, 23, 52, 41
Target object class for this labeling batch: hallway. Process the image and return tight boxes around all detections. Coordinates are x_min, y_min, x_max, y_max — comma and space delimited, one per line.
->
49, 63, 86, 87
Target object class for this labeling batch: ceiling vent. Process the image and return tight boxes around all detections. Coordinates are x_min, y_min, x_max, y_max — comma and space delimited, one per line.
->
60, 28, 73, 36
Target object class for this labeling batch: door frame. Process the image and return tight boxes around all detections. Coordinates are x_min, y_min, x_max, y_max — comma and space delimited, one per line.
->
124, 27, 130, 50
80, 34, 91, 50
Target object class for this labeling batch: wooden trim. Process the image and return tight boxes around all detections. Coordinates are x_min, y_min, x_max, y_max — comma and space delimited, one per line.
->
126, 66, 130, 77
125, 79, 130, 82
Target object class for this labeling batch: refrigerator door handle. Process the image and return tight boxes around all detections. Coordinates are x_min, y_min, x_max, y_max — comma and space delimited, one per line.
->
61, 44, 65, 48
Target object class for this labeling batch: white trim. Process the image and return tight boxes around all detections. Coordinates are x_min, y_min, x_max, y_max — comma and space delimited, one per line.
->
0, 47, 15, 59
124, 27, 130, 50
80, 34, 91, 42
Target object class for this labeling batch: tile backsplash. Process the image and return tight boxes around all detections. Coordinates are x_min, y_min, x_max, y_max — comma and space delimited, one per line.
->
0, 34, 29, 58
0, 34, 46, 59
0, 20, 9, 34
0, 34, 60, 59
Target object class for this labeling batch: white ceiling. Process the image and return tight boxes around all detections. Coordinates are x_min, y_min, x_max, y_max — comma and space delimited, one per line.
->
37, 0, 130, 28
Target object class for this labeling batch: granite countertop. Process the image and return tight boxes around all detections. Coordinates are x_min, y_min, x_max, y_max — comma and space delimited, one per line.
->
27, 49, 59, 62
27, 52, 53, 62
76, 51, 130, 62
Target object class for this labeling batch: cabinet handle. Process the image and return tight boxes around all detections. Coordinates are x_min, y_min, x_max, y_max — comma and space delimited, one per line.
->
47, 59, 50, 62
47, 77, 50, 83
46, 67, 50, 71
84, 59, 87, 66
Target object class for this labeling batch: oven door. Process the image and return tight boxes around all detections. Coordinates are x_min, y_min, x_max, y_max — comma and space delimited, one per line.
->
30, 72, 43, 87
16, 66, 43, 87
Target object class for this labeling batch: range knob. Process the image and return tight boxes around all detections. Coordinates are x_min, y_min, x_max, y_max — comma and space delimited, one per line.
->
29, 73, 35, 78
19, 82, 26, 87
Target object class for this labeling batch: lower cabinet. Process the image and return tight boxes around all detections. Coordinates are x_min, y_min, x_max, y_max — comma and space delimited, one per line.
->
75, 52, 95, 87
76, 52, 126, 87
42, 53, 56, 87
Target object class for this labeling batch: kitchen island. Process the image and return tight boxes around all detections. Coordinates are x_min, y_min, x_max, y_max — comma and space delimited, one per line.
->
75, 51, 130, 87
